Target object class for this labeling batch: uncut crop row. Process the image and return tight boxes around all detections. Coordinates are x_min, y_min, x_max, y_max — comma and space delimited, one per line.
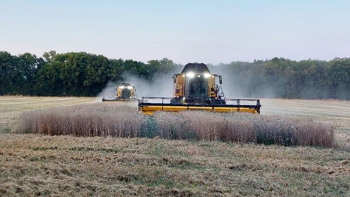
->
18, 103, 334, 147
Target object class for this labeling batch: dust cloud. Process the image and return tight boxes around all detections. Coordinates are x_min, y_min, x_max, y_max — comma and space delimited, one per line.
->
97, 81, 119, 98
209, 65, 277, 99
122, 73, 174, 98
98, 63, 349, 100
97, 67, 183, 100
97, 64, 274, 101
211, 65, 350, 100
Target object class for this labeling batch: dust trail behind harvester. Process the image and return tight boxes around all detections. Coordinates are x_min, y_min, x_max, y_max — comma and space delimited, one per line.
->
209, 63, 350, 100
122, 73, 173, 98
209, 65, 277, 99
97, 81, 119, 98
97, 64, 277, 102
97, 67, 183, 101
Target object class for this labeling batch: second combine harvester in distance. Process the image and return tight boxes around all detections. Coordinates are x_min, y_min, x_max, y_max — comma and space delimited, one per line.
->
102, 82, 137, 102
138, 63, 261, 114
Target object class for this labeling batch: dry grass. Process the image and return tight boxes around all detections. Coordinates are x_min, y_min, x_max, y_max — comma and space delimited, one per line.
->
0, 134, 349, 196
1, 96, 350, 196
18, 104, 143, 138
262, 98, 350, 148
155, 112, 334, 147
0, 96, 96, 133
17, 103, 334, 147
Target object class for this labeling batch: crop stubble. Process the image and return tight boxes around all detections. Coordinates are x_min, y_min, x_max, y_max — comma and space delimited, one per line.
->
0, 97, 350, 196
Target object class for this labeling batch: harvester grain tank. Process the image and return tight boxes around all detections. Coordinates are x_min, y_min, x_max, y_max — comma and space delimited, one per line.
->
102, 83, 137, 102
138, 63, 261, 114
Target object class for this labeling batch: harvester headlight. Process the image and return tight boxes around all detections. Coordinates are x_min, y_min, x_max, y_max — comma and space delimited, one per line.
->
127, 86, 133, 89
120, 86, 125, 89
186, 72, 195, 78
204, 73, 211, 78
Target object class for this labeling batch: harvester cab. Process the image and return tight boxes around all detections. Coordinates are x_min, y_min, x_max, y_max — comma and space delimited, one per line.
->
171, 63, 225, 105
138, 63, 261, 114
102, 83, 137, 102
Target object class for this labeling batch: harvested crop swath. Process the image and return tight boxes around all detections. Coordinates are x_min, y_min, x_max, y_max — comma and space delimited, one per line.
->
18, 103, 335, 147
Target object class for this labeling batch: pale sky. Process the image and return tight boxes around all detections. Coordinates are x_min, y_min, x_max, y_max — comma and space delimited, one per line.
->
1, 0, 349, 64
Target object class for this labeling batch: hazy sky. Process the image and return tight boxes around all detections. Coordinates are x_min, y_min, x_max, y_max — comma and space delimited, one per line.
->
1, 0, 349, 64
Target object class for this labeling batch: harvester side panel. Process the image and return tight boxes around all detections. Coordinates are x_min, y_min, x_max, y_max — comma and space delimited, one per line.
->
117, 88, 122, 98
174, 75, 185, 97
208, 76, 216, 97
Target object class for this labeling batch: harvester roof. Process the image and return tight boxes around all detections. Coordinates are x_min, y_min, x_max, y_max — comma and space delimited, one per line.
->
120, 82, 131, 86
181, 63, 210, 74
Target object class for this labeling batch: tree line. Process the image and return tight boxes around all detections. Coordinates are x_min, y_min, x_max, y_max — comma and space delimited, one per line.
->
211, 57, 350, 99
0, 51, 176, 96
1, 51, 349, 99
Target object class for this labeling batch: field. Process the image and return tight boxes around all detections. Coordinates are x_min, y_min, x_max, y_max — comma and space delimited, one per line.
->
1, 96, 350, 196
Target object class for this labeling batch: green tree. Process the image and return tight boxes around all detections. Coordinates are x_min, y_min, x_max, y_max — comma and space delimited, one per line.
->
0, 51, 16, 95
17, 53, 44, 95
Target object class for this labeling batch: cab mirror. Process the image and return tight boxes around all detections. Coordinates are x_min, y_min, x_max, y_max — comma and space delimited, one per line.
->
219, 76, 222, 84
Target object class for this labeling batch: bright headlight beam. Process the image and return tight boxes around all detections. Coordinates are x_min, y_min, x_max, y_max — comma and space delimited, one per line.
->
120, 86, 125, 89
186, 72, 195, 78
127, 86, 133, 89
204, 73, 211, 78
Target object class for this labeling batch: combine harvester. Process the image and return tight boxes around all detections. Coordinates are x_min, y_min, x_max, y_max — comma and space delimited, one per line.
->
138, 63, 261, 114
102, 83, 137, 102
